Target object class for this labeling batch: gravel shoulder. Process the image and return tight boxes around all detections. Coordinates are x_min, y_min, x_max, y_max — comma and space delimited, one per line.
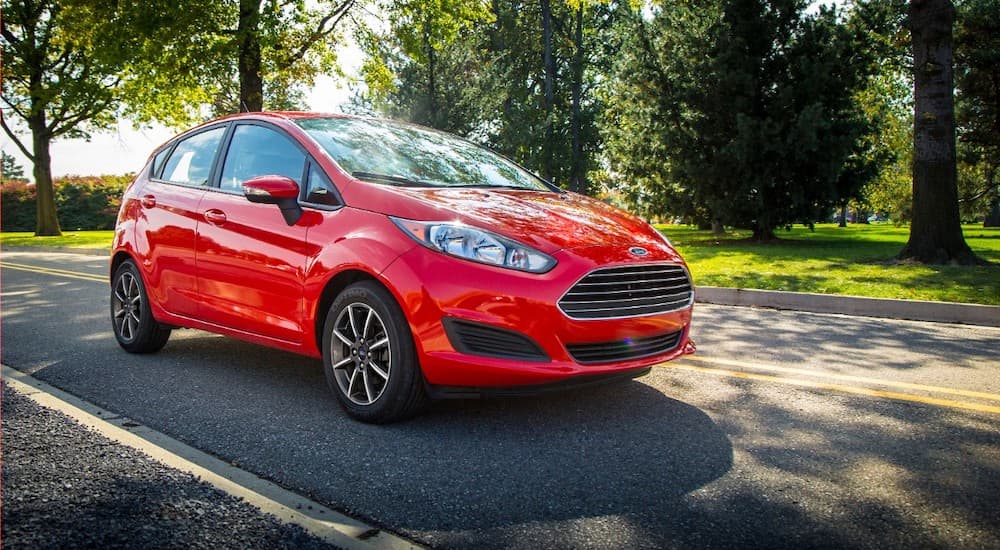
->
1, 382, 337, 549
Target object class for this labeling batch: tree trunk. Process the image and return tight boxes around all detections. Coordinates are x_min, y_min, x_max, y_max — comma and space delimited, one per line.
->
984, 172, 999, 227
899, 0, 981, 264
986, 197, 1000, 227
752, 214, 776, 241
839, 203, 848, 228
569, 5, 585, 195
425, 15, 438, 127
540, 0, 556, 182
29, 113, 61, 236
711, 219, 725, 235
238, 0, 264, 112
752, 225, 777, 242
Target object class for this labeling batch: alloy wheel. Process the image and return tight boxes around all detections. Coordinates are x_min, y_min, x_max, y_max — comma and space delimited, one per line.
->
330, 303, 392, 405
112, 271, 142, 342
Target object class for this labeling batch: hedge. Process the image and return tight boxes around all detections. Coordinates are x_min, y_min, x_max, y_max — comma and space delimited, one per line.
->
1, 174, 135, 231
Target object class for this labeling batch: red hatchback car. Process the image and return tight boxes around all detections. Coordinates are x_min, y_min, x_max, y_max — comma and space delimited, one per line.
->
110, 112, 695, 422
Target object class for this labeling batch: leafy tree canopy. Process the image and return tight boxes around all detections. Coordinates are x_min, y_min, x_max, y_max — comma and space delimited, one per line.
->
955, 0, 1000, 225
604, 0, 891, 239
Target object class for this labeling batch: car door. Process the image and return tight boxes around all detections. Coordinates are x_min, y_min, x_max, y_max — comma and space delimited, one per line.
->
137, 125, 227, 318
194, 122, 311, 344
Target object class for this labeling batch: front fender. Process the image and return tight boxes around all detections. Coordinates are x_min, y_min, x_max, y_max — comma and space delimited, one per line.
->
301, 208, 419, 353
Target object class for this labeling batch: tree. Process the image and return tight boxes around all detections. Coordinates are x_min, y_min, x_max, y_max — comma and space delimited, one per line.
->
2, 0, 126, 235
228, 0, 356, 113
835, 0, 911, 227
486, 0, 611, 193
852, 0, 914, 224
605, 0, 878, 239
356, 0, 493, 133
955, 0, 1000, 227
1, 0, 217, 236
601, 3, 718, 225
898, 0, 982, 263
2, 151, 26, 181
2, 0, 359, 236
357, 0, 612, 194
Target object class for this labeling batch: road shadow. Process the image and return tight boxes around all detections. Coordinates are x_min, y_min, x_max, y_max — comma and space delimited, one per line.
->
18, 326, 731, 549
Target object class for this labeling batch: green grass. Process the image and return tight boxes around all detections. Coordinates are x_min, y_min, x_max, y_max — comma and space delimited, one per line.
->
3, 225, 998, 305
658, 223, 1000, 305
1, 230, 114, 250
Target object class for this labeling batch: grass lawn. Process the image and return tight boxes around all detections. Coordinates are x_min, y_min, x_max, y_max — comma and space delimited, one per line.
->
2, 225, 998, 305
658, 223, 1000, 306
1, 230, 115, 250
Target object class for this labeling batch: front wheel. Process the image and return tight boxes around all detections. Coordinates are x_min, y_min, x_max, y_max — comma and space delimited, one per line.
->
111, 260, 171, 353
322, 281, 428, 423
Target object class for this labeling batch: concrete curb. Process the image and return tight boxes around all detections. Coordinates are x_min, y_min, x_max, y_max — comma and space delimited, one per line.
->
696, 286, 1000, 327
2, 365, 422, 550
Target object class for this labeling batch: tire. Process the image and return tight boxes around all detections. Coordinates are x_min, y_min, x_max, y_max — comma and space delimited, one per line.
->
322, 281, 428, 423
110, 260, 171, 353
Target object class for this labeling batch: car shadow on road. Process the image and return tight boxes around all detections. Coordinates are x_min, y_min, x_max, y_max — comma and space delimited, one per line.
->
374, 381, 734, 548
54, 333, 735, 549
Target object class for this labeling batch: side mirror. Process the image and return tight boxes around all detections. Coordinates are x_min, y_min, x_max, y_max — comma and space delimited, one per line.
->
243, 175, 303, 226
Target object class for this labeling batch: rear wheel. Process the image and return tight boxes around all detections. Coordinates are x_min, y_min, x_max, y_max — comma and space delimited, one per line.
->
322, 281, 428, 423
111, 260, 171, 353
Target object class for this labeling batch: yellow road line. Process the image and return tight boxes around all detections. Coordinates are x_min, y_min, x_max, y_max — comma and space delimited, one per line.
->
663, 363, 1000, 415
682, 355, 1000, 402
2, 261, 106, 283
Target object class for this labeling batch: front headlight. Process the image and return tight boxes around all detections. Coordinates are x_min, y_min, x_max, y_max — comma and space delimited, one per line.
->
391, 217, 556, 273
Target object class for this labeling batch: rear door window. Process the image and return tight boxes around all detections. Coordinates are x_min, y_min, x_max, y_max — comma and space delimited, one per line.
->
161, 127, 226, 186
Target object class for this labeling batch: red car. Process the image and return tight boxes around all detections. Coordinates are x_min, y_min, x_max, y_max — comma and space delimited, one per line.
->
110, 112, 695, 422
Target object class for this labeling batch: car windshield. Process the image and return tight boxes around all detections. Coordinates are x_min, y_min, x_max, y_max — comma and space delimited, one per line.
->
295, 117, 552, 191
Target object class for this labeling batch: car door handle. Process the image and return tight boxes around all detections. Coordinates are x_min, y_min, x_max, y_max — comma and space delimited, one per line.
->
204, 209, 227, 225
140, 195, 156, 209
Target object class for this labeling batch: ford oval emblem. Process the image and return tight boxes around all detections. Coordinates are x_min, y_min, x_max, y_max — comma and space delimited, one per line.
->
629, 246, 649, 257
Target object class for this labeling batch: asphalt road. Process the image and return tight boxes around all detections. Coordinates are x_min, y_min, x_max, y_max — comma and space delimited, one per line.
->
3, 250, 999, 549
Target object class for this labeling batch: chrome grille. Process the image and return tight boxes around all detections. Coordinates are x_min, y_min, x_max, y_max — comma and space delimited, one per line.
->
558, 264, 693, 319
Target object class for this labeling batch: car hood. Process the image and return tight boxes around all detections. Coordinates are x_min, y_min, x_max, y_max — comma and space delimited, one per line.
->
346, 184, 671, 255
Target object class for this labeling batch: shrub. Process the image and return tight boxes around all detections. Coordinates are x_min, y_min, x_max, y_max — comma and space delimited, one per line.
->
1, 174, 134, 231
1, 179, 37, 231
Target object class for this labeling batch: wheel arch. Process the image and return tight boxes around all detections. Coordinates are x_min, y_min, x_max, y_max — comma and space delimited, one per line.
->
313, 269, 390, 355
110, 250, 137, 283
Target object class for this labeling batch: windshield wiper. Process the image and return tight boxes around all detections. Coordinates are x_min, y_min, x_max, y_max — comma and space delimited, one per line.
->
351, 171, 431, 187
446, 183, 533, 190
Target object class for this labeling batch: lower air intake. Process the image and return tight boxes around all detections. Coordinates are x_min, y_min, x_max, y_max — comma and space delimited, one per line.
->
443, 318, 550, 362
566, 330, 683, 364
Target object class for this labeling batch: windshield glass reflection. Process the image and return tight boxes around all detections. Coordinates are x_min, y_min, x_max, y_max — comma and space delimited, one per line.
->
296, 117, 552, 191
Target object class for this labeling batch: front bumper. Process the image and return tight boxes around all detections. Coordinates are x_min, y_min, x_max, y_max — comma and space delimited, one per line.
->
379, 243, 695, 388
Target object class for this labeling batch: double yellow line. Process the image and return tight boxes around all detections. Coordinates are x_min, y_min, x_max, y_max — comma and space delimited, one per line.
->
2, 261, 106, 283
667, 355, 1000, 415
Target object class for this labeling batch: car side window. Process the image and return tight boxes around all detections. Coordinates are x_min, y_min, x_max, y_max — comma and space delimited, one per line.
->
151, 147, 171, 179
220, 124, 306, 193
304, 164, 341, 207
161, 127, 226, 186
